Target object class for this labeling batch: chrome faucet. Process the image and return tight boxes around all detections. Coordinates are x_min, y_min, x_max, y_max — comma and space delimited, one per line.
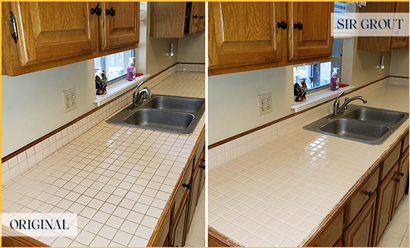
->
333, 91, 367, 115
133, 81, 152, 107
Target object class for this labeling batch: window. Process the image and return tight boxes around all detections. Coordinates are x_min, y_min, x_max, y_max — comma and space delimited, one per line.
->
94, 49, 134, 82
293, 2, 347, 91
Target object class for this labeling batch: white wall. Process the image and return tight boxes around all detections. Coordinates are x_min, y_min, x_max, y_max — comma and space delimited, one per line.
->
208, 66, 294, 144
178, 32, 205, 63
2, 60, 96, 156
390, 49, 409, 77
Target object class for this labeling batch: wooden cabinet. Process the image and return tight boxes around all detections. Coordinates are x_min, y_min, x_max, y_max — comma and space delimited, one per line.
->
308, 210, 344, 247
357, 2, 409, 51
150, 2, 205, 38
198, 3, 205, 32
287, 2, 333, 60
3, 2, 140, 76
373, 162, 398, 246
393, 148, 409, 213
100, 2, 140, 50
170, 190, 189, 247
344, 193, 377, 247
208, 2, 333, 75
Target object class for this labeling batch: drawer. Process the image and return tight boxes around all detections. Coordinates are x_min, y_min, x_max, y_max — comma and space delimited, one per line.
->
172, 159, 193, 220
308, 210, 344, 247
346, 167, 379, 225
382, 143, 401, 180
402, 132, 409, 154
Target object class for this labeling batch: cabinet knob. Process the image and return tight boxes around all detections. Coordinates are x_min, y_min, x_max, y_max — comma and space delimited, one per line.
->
106, 7, 116, 16
294, 22, 303, 30
395, 178, 401, 183
200, 16, 204, 19
399, 172, 405, 177
277, 20, 287, 29
91, 5, 102, 16
200, 165, 205, 169
182, 183, 191, 190
364, 191, 373, 198
193, 15, 198, 19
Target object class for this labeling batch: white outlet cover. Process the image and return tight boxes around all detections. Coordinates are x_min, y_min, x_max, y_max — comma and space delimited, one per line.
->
258, 93, 272, 116
63, 88, 77, 113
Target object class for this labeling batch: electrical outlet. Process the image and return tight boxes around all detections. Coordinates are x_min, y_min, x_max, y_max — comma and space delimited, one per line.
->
258, 93, 272, 116
63, 88, 77, 112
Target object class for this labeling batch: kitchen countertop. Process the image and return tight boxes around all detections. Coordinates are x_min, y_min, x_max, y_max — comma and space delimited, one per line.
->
2, 71, 205, 247
209, 82, 409, 247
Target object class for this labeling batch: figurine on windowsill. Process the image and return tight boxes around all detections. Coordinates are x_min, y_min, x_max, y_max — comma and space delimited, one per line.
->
95, 70, 108, 95
294, 78, 307, 102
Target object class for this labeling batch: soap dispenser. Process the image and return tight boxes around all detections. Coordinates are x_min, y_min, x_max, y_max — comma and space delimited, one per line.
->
127, 57, 135, 81
330, 68, 339, 91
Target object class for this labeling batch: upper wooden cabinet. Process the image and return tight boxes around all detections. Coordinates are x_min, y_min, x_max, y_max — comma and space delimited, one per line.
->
2, 2, 140, 76
357, 2, 409, 51
150, 2, 205, 38
100, 2, 140, 50
208, 2, 334, 75
287, 2, 333, 60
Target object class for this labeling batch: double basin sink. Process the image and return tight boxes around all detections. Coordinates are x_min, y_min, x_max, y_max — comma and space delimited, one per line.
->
304, 105, 408, 145
107, 95, 205, 134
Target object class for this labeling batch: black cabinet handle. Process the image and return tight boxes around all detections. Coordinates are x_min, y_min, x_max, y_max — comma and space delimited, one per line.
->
200, 16, 204, 19
395, 178, 401, 183
182, 183, 191, 190
277, 20, 287, 29
193, 15, 198, 19
365, 191, 373, 198
200, 165, 205, 169
91, 5, 102, 16
294, 22, 303, 30
106, 7, 116, 16
399, 172, 405, 177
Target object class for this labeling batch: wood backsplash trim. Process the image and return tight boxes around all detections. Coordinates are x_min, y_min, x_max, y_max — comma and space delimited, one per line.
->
209, 75, 408, 149
2, 62, 203, 163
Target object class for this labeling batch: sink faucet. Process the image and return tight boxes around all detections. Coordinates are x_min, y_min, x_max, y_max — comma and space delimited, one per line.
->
333, 91, 367, 115
133, 80, 152, 107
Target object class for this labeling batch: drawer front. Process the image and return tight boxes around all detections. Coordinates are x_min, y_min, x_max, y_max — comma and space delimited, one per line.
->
346, 167, 379, 225
402, 132, 409, 154
308, 210, 343, 247
382, 143, 401, 180
173, 159, 193, 220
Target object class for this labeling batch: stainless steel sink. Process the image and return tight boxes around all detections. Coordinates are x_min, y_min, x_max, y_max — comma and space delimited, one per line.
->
107, 95, 205, 134
304, 105, 408, 145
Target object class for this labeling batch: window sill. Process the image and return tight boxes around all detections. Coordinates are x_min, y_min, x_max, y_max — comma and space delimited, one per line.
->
291, 85, 355, 112
94, 74, 151, 107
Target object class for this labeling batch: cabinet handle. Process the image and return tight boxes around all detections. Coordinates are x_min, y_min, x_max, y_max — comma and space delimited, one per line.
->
91, 5, 102, 16
395, 178, 401, 183
294, 22, 303, 30
193, 15, 198, 19
277, 20, 287, 29
200, 16, 204, 19
364, 191, 373, 198
8, 12, 18, 43
200, 165, 205, 169
106, 7, 116, 16
182, 183, 191, 190
399, 172, 405, 177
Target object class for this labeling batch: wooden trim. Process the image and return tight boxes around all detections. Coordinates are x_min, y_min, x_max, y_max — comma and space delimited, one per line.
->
208, 226, 242, 247
147, 126, 205, 247
2, 62, 202, 163
209, 75, 399, 149
2, 226, 49, 247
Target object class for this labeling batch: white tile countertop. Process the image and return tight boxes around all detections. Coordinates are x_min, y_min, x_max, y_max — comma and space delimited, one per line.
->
209, 82, 409, 247
2, 71, 205, 247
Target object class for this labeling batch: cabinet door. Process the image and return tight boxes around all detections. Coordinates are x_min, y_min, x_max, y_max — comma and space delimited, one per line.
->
287, 2, 333, 60
10, 2, 98, 66
344, 193, 377, 247
187, 166, 202, 231
393, 148, 409, 212
391, 2, 409, 50
208, 2, 284, 68
150, 3, 186, 38
189, 2, 200, 34
198, 3, 205, 32
170, 192, 189, 247
373, 163, 398, 246
100, 2, 140, 51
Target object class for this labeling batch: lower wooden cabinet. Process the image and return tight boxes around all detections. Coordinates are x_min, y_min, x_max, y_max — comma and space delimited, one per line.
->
393, 148, 409, 213
171, 191, 189, 247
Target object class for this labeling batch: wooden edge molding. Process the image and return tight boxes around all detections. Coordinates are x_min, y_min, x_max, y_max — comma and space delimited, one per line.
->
2, 225, 49, 247
208, 226, 242, 247
147, 126, 205, 247
301, 127, 409, 247
2, 62, 203, 163
209, 75, 408, 149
